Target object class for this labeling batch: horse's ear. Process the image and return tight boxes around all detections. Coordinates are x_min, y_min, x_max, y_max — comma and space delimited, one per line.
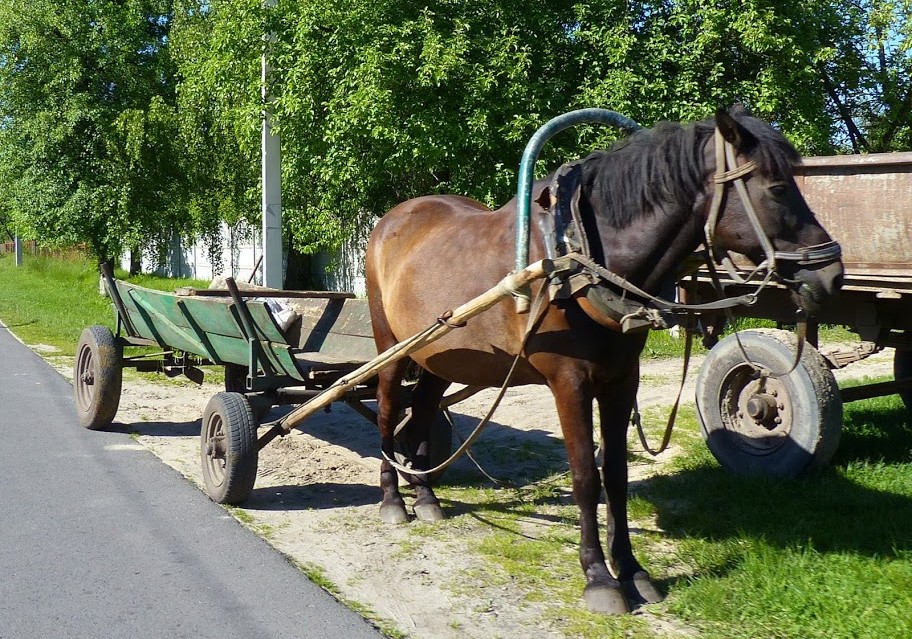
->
730, 102, 753, 117
715, 108, 758, 152
534, 184, 552, 210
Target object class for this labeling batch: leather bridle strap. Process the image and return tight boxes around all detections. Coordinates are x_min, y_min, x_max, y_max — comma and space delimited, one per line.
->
703, 127, 842, 285
704, 127, 771, 268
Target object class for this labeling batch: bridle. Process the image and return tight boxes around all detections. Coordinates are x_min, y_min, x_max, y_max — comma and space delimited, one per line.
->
699, 126, 844, 381
703, 126, 842, 286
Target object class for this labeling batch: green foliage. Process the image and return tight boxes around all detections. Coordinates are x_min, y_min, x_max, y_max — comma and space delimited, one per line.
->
0, 0, 185, 262
1, 0, 909, 259
264, 0, 589, 251
170, 0, 262, 251
171, 0, 912, 256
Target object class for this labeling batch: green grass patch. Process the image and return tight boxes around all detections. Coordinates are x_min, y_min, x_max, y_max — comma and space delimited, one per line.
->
640, 394, 912, 639
0, 252, 210, 354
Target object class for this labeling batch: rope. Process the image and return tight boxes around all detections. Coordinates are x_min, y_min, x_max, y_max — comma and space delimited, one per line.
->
382, 278, 553, 478
633, 322, 694, 456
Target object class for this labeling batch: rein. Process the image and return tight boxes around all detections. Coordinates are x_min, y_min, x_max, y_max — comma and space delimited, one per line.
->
381, 276, 555, 479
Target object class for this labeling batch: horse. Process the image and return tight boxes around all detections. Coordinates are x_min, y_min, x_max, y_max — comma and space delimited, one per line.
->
364, 108, 844, 614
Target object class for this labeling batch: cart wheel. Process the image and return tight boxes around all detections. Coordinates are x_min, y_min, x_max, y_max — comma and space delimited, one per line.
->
74, 325, 123, 430
695, 329, 843, 477
395, 409, 454, 485
201, 392, 258, 504
894, 347, 912, 412
224, 363, 272, 422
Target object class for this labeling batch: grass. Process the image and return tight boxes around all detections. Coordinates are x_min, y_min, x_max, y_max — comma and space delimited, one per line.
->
640, 393, 912, 639
3, 251, 911, 639
0, 252, 210, 353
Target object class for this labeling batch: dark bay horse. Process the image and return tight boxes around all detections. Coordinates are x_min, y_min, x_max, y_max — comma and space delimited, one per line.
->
365, 109, 843, 613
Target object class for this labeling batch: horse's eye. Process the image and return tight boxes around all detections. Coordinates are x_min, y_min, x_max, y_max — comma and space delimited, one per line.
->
768, 184, 788, 199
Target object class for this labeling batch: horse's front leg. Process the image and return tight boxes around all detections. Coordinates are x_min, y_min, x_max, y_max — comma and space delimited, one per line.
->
377, 359, 409, 524
596, 371, 664, 606
552, 381, 629, 614
404, 371, 450, 522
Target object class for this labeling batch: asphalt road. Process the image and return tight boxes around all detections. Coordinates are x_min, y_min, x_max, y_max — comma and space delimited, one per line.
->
0, 326, 383, 639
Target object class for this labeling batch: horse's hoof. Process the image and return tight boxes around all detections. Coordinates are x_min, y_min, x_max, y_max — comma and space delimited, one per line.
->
583, 583, 629, 614
623, 571, 664, 605
380, 502, 409, 524
414, 503, 444, 522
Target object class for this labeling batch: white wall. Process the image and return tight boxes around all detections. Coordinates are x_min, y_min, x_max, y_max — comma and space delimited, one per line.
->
121, 222, 264, 285
122, 220, 372, 296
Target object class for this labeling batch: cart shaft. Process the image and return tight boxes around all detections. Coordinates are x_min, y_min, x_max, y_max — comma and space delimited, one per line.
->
273, 258, 564, 433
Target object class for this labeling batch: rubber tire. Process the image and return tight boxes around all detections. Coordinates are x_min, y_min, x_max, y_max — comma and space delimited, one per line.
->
201, 392, 258, 504
695, 328, 843, 477
394, 409, 454, 486
894, 347, 912, 412
224, 363, 272, 422
73, 325, 123, 430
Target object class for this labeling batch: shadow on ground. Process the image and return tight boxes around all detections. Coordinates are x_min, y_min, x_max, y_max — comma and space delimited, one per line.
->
641, 403, 912, 565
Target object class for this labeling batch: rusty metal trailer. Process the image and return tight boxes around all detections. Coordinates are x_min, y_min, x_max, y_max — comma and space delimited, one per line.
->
689, 152, 912, 477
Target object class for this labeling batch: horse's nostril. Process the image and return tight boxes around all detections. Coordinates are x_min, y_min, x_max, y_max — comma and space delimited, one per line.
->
832, 272, 844, 292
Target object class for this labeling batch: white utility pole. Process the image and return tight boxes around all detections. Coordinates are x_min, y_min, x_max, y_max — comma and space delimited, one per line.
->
14, 233, 22, 266
261, 0, 282, 288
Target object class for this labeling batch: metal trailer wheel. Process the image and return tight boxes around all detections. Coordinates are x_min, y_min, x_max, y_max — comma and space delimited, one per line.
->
394, 409, 454, 486
894, 346, 912, 412
695, 328, 843, 477
74, 325, 123, 430
201, 392, 259, 504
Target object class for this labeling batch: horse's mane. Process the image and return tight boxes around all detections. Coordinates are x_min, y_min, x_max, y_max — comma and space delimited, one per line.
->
579, 113, 802, 229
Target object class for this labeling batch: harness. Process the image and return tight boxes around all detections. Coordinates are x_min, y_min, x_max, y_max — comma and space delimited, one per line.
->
541, 127, 842, 333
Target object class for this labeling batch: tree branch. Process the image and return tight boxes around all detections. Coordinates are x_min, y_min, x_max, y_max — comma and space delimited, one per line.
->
880, 85, 912, 150
816, 63, 868, 153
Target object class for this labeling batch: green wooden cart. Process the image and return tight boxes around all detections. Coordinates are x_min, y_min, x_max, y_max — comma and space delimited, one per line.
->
73, 264, 456, 503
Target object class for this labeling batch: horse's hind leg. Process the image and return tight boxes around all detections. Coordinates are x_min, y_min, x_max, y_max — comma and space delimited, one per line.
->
376, 358, 410, 524
596, 378, 664, 606
405, 371, 450, 522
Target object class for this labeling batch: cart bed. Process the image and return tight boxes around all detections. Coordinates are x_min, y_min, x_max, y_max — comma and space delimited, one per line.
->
111, 280, 377, 382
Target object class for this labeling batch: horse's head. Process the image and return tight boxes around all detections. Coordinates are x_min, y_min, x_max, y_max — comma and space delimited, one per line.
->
706, 108, 844, 313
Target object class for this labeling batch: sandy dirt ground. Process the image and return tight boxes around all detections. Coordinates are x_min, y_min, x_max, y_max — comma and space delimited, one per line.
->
44, 342, 898, 639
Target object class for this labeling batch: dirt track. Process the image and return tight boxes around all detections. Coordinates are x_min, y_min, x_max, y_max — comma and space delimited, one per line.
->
47, 344, 897, 638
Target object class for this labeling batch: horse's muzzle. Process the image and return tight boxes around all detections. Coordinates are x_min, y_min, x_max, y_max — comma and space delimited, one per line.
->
787, 259, 845, 314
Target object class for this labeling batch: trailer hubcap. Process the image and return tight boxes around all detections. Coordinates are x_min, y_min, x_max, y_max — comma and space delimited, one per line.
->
203, 415, 227, 486
720, 365, 793, 454
75, 344, 96, 410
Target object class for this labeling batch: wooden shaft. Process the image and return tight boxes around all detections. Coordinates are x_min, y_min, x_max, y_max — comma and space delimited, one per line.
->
275, 259, 555, 433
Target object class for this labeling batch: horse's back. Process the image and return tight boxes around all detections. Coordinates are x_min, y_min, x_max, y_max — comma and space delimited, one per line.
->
366, 193, 530, 381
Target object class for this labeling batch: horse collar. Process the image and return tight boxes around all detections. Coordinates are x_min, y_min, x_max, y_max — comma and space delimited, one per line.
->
543, 161, 677, 333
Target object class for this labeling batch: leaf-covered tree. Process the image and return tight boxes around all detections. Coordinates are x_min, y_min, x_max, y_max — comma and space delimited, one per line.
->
171, 0, 912, 261
2, 0, 909, 267
170, 0, 262, 261
0, 0, 183, 263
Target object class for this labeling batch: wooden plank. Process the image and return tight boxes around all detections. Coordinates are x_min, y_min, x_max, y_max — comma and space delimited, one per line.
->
176, 288, 355, 300
294, 333, 378, 362
115, 281, 288, 345
796, 152, 912, 170
113, 280, 303, 378
284, 297, 378, 361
